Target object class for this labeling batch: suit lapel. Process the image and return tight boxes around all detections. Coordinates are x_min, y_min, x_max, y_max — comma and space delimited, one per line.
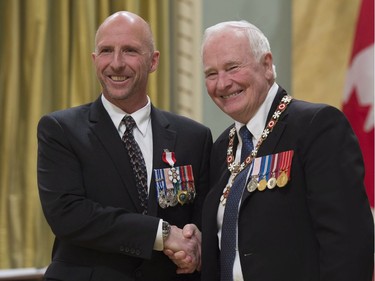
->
209, 132, 233, 220
147, 106, 178, 216
257, 87, 289, 157
88, 97, 143, 213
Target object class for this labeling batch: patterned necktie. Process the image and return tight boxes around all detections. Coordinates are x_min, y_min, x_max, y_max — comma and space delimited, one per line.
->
122, 115, 148, 214
240, 126, 253, 163
220, 126, 253, 281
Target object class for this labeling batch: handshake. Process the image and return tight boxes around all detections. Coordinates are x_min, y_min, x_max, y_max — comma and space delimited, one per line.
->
163, 223, 202, 274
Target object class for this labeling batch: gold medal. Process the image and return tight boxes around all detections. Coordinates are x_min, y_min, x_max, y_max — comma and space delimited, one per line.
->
258, 178, 267, 191
177, 190, 188, 205
267, 177, 277, 189
277, 171, 288, 187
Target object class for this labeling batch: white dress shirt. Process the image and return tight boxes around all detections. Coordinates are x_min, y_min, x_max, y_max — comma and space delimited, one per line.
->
101, 95, 164, 251
101, 95, 153, 188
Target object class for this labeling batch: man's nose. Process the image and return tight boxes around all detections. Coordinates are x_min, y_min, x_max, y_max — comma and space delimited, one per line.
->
217, 72, 231, 90
110, 52, 126, 69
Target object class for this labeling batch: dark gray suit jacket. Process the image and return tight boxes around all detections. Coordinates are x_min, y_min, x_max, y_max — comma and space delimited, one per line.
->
201, 86, 374, 281
37, 96, 212, 281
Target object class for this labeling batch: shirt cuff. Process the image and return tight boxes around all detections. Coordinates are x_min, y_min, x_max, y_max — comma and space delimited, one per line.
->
153, 219, 164, 251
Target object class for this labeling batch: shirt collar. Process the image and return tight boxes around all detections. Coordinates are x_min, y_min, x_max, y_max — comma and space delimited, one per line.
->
101, 94, 151, 136
235, 82, 279, 141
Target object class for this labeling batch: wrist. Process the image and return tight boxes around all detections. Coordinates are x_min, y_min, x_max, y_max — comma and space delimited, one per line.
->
162, 221, 171, 240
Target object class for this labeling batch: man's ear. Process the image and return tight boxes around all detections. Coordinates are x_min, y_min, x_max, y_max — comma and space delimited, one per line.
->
149, 51, 160, 73
262, 53, 274, 80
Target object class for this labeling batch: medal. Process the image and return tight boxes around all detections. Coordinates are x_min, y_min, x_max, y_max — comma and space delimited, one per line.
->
267, 175, 277, 189
276, 150, 294, 188
258, 178, 267, 191
155, 151, 196, 208
166, 189, 178, 206
158, 195, 167, 208
247, 157, 260, 193
155, 169, 168, 208
257, 155, 269, 192
179, 165, 196, 204
188, 190, 195, 201
267, 153, 278, 189
247, 176, 258, 192
277, 171, 288, 187
177, 190, 188, 205
168, 167, 180, 183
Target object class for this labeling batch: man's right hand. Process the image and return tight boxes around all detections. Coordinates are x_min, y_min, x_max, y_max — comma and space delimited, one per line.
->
163, 224, 201, 274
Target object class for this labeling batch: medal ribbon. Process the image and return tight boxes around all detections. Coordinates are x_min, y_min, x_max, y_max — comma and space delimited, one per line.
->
180, 165, 194, 190
264, 155, 272, 180
154, 169, 167, 195
259, 156, 269, 181
277, 150, 294, 178
162, 150, 176, 167
180, 167, 186, 190
163, 169, 175, 190
275, 151, 282, 179
270, 153, 278, 177
278, 151, 286, 178
251, 156, 262, 180
285, 150, 294, 178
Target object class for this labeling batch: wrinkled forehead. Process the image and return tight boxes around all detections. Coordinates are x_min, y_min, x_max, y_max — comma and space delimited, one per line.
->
203, 29, 249, 55
206, 27, 247, 45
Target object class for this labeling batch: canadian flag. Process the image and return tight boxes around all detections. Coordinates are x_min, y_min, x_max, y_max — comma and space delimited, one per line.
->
342, 0, 374, 210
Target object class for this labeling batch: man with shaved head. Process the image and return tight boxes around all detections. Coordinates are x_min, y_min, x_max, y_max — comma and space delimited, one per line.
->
37, 11, 211, 280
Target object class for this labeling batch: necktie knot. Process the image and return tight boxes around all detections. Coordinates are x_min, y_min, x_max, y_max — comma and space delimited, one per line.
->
123, 115, 136, 132
239, 126, 253, 163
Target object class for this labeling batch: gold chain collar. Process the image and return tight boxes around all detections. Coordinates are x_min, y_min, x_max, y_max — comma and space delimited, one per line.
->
226, 95, 293, 177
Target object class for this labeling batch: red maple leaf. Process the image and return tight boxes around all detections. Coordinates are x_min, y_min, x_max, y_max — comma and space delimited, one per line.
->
343, 88, 374, 207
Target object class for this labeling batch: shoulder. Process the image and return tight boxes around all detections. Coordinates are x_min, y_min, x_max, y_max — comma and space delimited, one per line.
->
287, 98, 347, 124
215, 125, 233, 143
152, 107, 211, 133
41, 101, 93, 119
212, 125, 233, 153
38, 102, 94, 130
275, 86, 344, 120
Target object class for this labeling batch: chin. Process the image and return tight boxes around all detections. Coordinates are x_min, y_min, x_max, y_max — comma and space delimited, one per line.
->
108, 90, 130, 100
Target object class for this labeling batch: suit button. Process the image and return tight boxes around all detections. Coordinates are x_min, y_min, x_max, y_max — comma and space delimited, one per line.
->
119, 245, 125, 252
135, 249, 141, 256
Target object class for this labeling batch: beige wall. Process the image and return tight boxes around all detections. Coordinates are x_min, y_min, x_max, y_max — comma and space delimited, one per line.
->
292, 0, 361, 108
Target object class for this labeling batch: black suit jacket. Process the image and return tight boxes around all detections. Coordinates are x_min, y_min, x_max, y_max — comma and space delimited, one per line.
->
37, 96, 212, 281
201, 86, 374, 281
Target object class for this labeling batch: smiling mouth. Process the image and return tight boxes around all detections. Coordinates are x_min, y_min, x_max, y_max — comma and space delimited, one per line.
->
110, 75, 127, 81
222, 91, 242, 99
